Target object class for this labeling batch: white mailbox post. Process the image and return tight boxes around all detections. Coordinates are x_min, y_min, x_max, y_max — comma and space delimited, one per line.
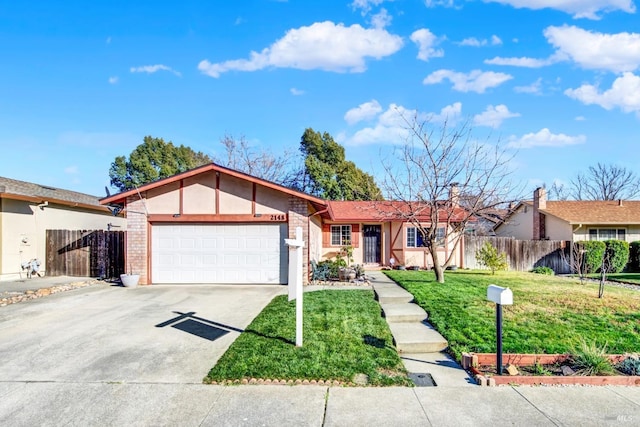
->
487, 285, 513, 375
285, 226, 305, 347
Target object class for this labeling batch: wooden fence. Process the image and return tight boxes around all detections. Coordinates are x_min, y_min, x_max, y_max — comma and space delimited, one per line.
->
46, 230, 125, 278
463, 236, 571, 273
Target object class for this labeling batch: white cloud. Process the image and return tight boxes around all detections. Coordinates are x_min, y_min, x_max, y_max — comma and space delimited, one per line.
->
565, 72, 640, 113
290, 88, 305, 96
508, 128, 586, 148
410, 29, 444, 61
351, 0, 386, 14
423, 69, 513, 93
429, 102, 463, 123
514, 78, 543, 94
344, 100, 383, 125
459, 35, 502, 47
425, 0, 457, 6
484, 55, 560, 68
108, 76, 118, 85
473, 104, 520, 128
544, 25, 640, 73
64, 166, 79, 174
371, 8, 392, 28
342, 103, 464, 146
575, 116, 586, 121
130, 64, 182, 77
484, 0, 635, 20
198, 21, 403, 77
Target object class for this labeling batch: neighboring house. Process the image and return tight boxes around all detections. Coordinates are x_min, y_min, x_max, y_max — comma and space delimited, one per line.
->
100, 163, 471, 285
0, 176, 126, 281
494, 187, 640, 242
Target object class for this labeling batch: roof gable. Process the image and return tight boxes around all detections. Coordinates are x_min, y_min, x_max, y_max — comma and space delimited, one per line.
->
100, 163, 327, 207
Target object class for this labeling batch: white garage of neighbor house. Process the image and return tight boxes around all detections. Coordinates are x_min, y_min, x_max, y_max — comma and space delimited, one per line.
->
0, 176, 127, 281
100, 163, 327, 285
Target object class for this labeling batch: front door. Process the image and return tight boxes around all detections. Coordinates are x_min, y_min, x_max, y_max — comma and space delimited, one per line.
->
363, 225, 381, 264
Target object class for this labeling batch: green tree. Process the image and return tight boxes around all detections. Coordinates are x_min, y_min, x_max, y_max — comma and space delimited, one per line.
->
109, 136, 212, 191
299, 128, 382, 200
476, 241, 508, 274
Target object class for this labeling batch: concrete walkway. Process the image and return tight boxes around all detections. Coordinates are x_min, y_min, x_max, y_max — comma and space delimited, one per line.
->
368, 271, 476, 387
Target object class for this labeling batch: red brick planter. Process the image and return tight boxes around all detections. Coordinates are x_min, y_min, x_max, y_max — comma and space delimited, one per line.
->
463, 353, 640, 386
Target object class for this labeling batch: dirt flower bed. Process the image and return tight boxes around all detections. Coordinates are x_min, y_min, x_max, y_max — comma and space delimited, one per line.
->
463, 353, 640, 386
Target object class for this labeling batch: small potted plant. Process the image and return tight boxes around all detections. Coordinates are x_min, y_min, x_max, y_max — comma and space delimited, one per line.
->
120, 265, 140, 288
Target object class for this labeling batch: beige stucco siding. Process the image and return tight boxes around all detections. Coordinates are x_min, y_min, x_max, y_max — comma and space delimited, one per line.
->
219, 175, 252, 214
544, 215, 572, 240
0, 199, 125, 280
145, 183, 180, 214
495, 205, 533, 239
309, 215, 322, 263
573, 224, 640, 242
182, 173, 216, 214
255, 186, 289, 214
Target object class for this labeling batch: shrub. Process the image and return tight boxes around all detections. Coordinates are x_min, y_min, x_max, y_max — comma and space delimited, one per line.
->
576, 241, 606, 274
475, 241, 508, 274
617, 355, 640, 376
627, 241, 640, 272
604, 240, 629, 273
570, 339, 614, 376
318, 259, 342, 279
531, 266, 554, 275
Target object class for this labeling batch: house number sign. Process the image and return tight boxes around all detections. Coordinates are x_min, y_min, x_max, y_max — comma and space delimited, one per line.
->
269, 214, 287, 221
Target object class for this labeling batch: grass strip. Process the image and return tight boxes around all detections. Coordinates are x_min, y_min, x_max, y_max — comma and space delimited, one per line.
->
206, 289, 411, 386
385, 270, 640, 360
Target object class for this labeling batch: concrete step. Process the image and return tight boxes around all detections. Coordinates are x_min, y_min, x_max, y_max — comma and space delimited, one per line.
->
400, 352, 475, 387
380, 303, 428, 323
372, 283, 413, 305
388, 322, 448, 353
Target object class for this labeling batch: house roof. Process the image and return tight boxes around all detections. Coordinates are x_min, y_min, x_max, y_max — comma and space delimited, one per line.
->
535, 200, 640, 225
0, 176, 108, 212
326, 200, 471, 222
100, 162, 328, 209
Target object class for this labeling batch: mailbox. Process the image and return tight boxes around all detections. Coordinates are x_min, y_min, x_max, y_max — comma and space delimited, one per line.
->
487, 285, 513, 305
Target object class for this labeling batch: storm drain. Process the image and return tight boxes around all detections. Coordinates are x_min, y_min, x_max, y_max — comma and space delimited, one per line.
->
408, 373, 436, 387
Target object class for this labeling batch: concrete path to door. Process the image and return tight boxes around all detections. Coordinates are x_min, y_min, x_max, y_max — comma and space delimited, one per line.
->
0, 282, 284, 384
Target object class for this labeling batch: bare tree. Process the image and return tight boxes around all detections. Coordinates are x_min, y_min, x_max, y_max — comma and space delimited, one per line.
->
379, 116, 521, 283
546, 181, 569, 201
560, 242, 587, 284
569, 163, 640, 200
214, 134, 303, 188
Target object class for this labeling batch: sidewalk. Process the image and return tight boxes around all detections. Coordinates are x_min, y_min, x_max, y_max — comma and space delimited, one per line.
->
1, 382, 638, 426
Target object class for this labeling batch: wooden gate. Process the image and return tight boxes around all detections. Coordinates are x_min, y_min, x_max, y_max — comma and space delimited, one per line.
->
46, 230, 125, 278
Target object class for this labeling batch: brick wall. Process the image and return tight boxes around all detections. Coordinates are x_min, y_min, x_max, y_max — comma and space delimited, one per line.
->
288, 196, 309, 284
125, 196, 149, 284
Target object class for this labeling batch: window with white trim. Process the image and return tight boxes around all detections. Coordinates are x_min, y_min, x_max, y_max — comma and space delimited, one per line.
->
406, 227, 446, 247
331, 225, 352, 246
588, 228, 626, 241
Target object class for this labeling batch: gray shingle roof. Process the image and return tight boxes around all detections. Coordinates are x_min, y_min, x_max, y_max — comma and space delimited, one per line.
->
0, 176, 102, 207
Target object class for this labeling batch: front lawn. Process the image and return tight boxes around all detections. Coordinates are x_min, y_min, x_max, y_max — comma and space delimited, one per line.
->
385, 270, 640, 360
589, 273, 640, 285
205, 289, 411, 386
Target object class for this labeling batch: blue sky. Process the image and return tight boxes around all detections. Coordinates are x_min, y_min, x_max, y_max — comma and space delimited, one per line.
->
1, 0, 639, 198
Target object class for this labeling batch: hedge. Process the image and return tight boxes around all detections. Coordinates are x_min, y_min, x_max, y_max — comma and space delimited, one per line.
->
604, 240, 630, 273
576, 240, 606, 273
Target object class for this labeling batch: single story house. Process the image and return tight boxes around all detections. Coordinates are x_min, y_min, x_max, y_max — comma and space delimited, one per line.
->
100, 163, 470, 285
0, 176, 126, 281
494, 187, 640, 242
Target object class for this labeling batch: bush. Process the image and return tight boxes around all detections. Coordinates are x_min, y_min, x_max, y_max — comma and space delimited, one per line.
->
628, 241, 640, 272
604, 240, 629, 273
576, 241, 606, 273
617, 355, 640, 376
475, 241, 508, 274
531, 266, 554, 275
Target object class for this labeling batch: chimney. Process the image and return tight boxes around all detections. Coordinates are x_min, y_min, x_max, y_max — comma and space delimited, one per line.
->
449, 183, 460, 207
533, 187, 546, 240
619, 199, 623, 206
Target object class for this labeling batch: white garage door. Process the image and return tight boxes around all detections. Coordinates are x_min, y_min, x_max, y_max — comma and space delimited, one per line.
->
151, 224, 287, 284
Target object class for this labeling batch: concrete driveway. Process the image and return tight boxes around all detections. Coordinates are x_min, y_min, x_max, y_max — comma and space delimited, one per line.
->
0, 283, 284, 384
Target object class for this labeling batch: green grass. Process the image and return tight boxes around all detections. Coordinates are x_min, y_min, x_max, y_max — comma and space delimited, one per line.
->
590, 273, 640, 285
206, 289, 411, 386
385, 270, 640, 360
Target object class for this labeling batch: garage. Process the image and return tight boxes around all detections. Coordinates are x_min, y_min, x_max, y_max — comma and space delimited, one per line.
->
151, 223, 287, 284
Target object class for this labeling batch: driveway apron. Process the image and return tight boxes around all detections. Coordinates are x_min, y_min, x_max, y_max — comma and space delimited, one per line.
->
0, 284, 284, 383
